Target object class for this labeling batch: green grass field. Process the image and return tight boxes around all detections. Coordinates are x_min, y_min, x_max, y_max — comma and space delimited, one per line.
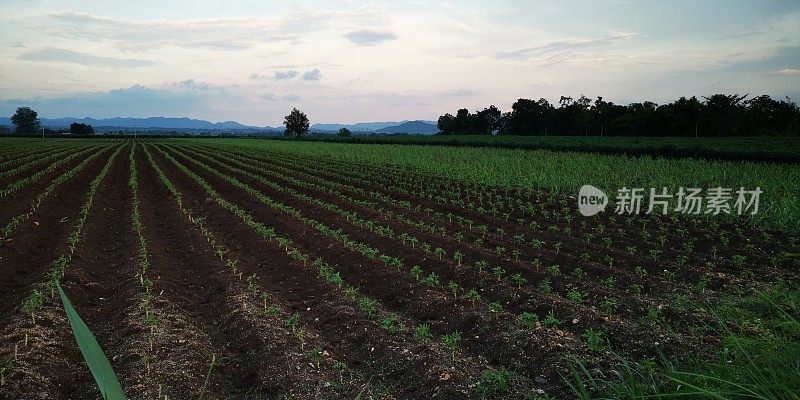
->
295, 135, 800, 163
216, 138, 800, 231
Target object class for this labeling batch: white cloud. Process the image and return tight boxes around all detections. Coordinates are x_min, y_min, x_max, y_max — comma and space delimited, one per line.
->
301, 69, 322, 81
274, 70, 298, 79
174, 79, 212, 91
775, 68, 800, 76
344, 30, 397, 46
494, 31, 639, 65
43, 8, 387, 52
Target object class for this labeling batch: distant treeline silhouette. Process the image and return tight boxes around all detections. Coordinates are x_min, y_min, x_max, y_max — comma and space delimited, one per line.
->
437, 94, 800, 137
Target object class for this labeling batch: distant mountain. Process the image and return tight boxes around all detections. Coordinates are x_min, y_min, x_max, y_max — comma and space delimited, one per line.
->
311, 120, 437, 132
0, 116, 273, 130
374, 120, 438, 134
0, 116, 439, 133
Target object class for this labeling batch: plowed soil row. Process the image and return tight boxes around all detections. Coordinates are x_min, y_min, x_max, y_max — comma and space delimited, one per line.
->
0, 145, 70, 172
0, 145, 116, 321
153, 144, 600, 395
146, 143, 505, 398
165, 144, 692, 351
0, 146, 106, 224
0, 146, 97, 188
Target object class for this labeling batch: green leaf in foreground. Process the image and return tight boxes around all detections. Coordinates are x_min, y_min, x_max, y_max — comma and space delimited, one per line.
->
57, 282, 126, 400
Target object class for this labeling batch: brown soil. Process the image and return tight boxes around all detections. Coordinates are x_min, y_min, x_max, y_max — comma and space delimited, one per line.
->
0, 139, 795, 400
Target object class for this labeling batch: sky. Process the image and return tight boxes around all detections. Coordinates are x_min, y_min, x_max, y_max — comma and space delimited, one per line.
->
1, 0, 799, 126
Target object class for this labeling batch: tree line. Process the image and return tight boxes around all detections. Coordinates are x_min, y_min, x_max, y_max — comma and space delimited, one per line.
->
437, 94, 800, 137
5, 107, 94, 135
5, 106, 308, 136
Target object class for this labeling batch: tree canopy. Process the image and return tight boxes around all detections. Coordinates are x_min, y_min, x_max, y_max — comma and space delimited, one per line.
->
438, 106, 502, 135
438, 94, 800, 137
337, 127, 352, 137
69, 122, 95, 135
284, 108, 310, 138
11, 107, 41, 134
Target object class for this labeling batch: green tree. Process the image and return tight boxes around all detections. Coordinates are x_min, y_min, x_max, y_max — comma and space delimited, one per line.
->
742, 95, 799, 136
69, 122, 95, 135
337, 127, 351, 137
438, 92, 799, 138
454, 108, 473, 134
437, 113, 457, 135
498, 98, 554, 135
702, 93, 748, 137
656, 96, 703, 137
11, 107, 41, 134
283, 108, 309, 138
475, 105, 501, 134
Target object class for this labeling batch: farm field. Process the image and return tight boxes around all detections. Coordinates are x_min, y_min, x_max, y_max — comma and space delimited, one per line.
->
0, 138, 798, 399
233, 138, 800, 231
294, 135, 800, 163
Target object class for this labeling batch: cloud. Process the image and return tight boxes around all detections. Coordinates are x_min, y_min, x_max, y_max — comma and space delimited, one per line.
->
260, 62, 341, 69
442, 89, 478, 97
720, 46, 800, 74
261, 93, 299, 101
18, 48, 154, 68
254, 69, 329, 80
45, 10, 384, 51
443, 88, 479, 96
775, 68, 800, 76
173, 79, 212, 91
282, 93, 300, 101
45, 12, 298, 51
494, 31, 638, 65
0, 84, 204, 118
274, 70, 298, 79
301, 69, 322, 81
344, 30, 397, 46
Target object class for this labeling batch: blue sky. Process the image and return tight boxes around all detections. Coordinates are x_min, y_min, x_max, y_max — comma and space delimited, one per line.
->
1, 0, 798, 125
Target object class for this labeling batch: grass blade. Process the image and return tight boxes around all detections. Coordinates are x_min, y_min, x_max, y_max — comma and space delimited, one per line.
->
57, 282, 126, 400
198, 353, 216, 400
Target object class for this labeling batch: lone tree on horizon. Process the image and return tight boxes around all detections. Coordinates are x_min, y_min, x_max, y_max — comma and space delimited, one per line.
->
11, 106, 41, 134
70, 122, 95, 135
284, 108, 310, 138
